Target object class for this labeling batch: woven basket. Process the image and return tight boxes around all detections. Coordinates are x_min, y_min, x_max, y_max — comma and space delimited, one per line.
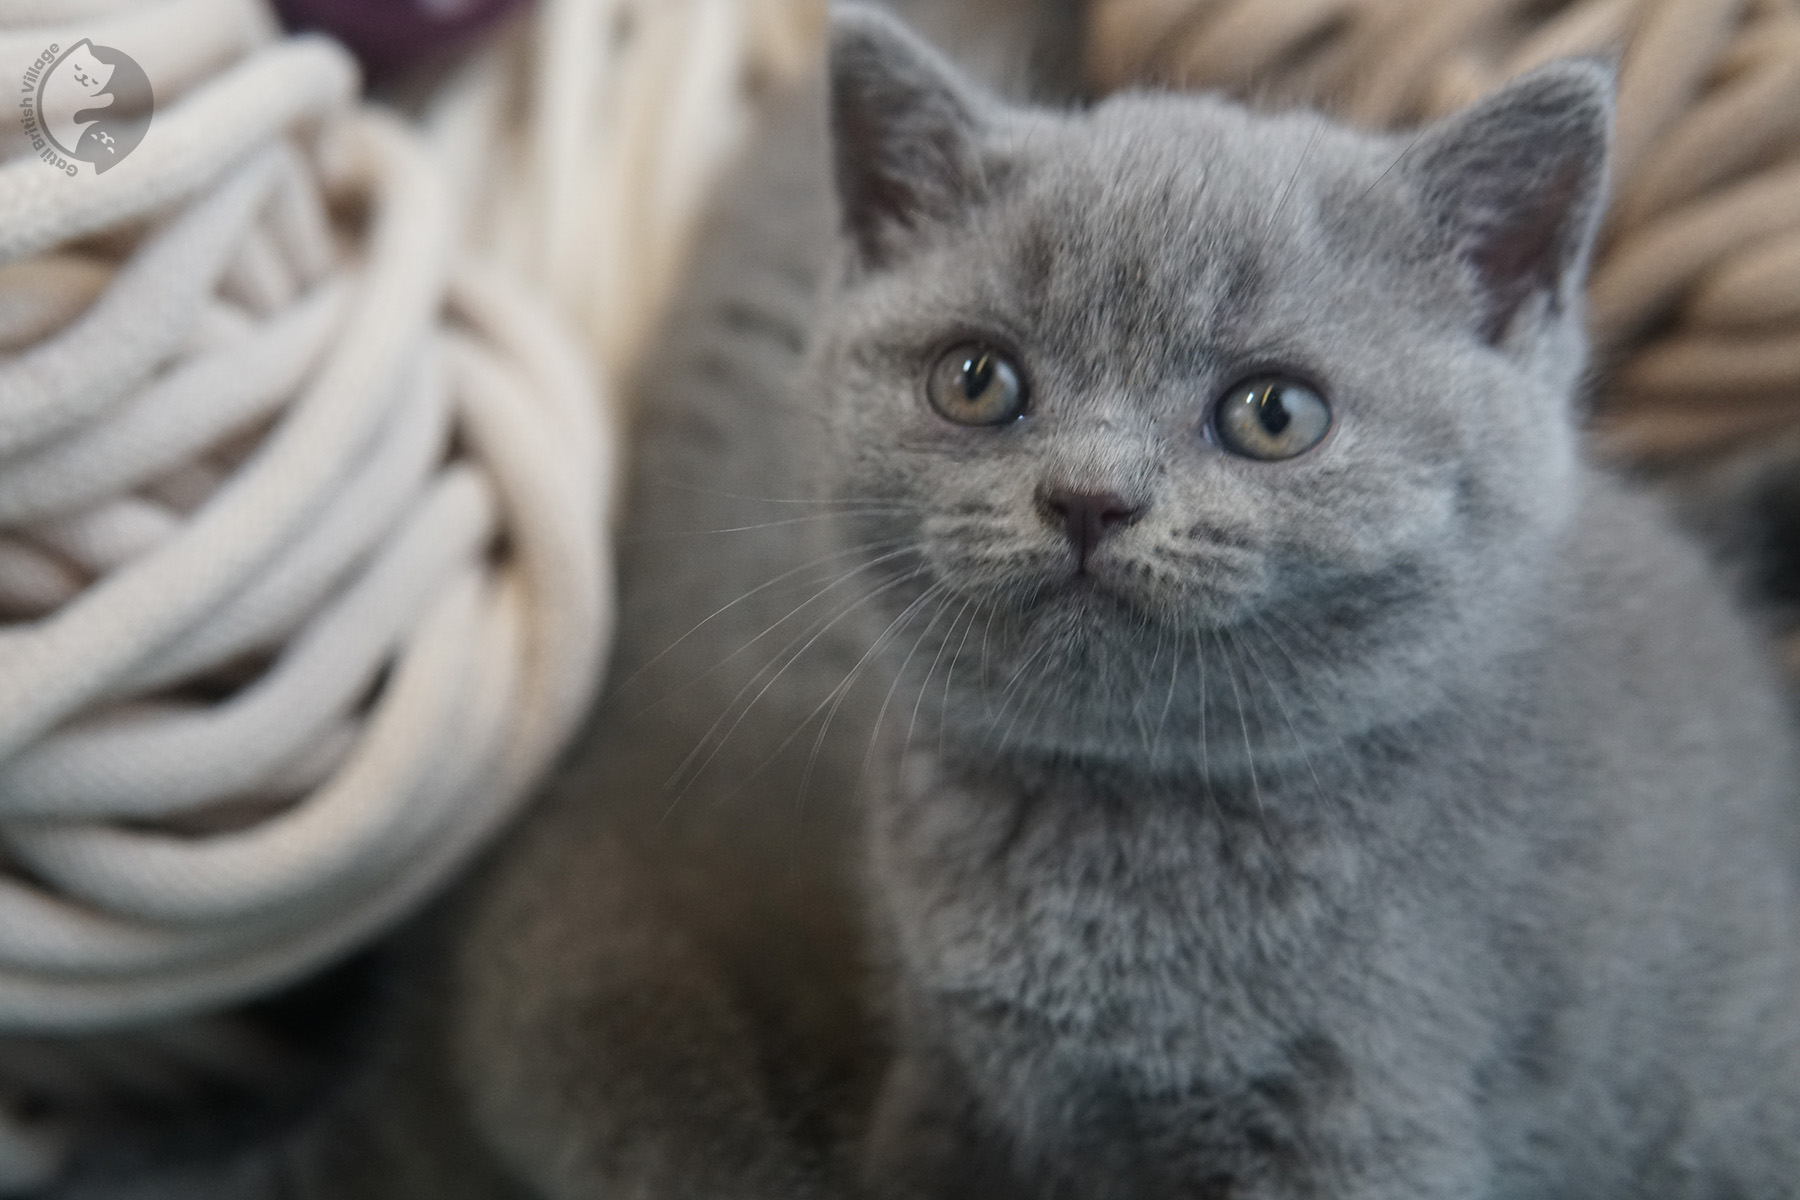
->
1089, 0, 1800, 463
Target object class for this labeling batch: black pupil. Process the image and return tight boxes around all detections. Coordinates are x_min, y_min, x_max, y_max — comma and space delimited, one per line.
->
1255, 386, 1292, 436
962, 355, 995, 400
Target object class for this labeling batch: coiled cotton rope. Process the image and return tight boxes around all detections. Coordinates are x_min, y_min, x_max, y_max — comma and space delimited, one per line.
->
423, 0, 827, 382
0, 0, 849, 1185
1088, 0, 1800, 462
0, 0, 610, 1048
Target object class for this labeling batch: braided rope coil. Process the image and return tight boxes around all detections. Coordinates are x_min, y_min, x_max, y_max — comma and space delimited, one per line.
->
0, 0, 839, 1184
425, 0, 827, 382
1088, 0, 1800, 461
0, 0, 612, 1043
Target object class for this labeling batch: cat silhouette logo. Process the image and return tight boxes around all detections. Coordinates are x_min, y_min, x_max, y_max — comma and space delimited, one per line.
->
18, 40, 153, 176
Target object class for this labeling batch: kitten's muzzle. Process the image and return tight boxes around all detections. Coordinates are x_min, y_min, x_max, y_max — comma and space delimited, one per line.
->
1037, 487, 1143, 573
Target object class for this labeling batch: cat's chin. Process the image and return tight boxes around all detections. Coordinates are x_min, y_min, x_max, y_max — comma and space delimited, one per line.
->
1045, 572, 1123, 601
1021, 573, 1147, 625
1020, 570, 1234, 633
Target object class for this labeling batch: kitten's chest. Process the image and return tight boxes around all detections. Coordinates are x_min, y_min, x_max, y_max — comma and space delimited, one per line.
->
873, 751, 1377, 1083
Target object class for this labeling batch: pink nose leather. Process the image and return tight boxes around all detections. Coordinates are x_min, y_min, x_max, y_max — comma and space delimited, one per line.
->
1039, 488, 1142, 570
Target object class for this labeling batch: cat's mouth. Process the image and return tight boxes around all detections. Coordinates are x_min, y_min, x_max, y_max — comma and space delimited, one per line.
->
1025, 569, 1143, 622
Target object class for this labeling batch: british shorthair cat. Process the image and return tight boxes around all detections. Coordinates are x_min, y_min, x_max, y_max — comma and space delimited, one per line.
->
440, 6, 1800, 1198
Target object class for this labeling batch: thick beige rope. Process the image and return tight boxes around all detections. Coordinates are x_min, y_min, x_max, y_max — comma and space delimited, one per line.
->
0, 0, 841, 1185
423, 0, 827, 384
0, 1, 614, 1186
1088, 0, 1800, 462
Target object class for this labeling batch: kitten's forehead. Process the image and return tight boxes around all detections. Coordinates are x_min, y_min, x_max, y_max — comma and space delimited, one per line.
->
980, 94, 1396, 384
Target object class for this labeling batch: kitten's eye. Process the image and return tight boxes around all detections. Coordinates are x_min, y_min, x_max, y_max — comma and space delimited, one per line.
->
928, 344, 1027, 426
1213, 377, 1331, 460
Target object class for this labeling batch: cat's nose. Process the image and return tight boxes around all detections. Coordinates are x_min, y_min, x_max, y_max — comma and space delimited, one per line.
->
1038, 487, 1143, 571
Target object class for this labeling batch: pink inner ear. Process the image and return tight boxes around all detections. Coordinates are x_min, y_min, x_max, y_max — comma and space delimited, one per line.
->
829, 8, 989, 269
834, 101, 943, 258
1407, 61, 1613, 347
1468, 156, 1589, 345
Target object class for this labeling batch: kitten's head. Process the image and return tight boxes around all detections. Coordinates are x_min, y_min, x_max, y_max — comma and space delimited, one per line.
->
60, 43, 114, 96
807, 7, 1612, 773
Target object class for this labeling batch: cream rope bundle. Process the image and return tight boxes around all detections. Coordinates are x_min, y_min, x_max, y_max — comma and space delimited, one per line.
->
0, 0, 835, 1186
0, 0, 843, 1185
1088, 0, 1800, 461
426, 0, 826, 382
0, 0, 609, 1045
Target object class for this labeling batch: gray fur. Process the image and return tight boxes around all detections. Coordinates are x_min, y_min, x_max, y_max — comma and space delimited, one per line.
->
820, 9, 1800, 1197
290, 6, 1800, 1198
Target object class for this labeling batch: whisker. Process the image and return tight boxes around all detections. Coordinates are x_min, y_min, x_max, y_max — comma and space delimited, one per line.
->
643, 476, 925, 510
938, 599, 984, 758
620, 538, 919, 710
1237, 615, 1327, 806
1266, 115, 1326, 236
1217, 628, 1264, 814
1360, 129, 1426, 202
1154, 625, 1181, 758
627, 509, 920, 540
687, 583, 947, 823
994, 633, 1070, 758
1196, 626, 1210, 783
1254, 605, 1433, 782
662, 566, 929, 812
854, 584, 959, 798
909, 596, 975, 754
1191, 628, 1224, 824
795, 578, 949, 805
982, 635, 1056, 755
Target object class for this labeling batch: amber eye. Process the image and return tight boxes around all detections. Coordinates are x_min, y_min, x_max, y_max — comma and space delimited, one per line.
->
927, 344, 1028, 426
1213, 377, 1331, 460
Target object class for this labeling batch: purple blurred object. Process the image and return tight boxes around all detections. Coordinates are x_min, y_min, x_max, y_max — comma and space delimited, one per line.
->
273, 0, 530, 80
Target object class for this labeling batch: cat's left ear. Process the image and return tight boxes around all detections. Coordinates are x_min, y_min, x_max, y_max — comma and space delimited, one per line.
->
1406, 60, 1613, 345
829, 6, 995, 268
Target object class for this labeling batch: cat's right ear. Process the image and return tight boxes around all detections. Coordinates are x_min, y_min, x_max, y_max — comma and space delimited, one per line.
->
829, 6, 991, 268
1404, 59, 1614, 346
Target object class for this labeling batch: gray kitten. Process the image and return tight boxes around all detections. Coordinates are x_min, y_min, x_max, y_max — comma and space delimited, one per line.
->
432, 7, 1800, 1200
